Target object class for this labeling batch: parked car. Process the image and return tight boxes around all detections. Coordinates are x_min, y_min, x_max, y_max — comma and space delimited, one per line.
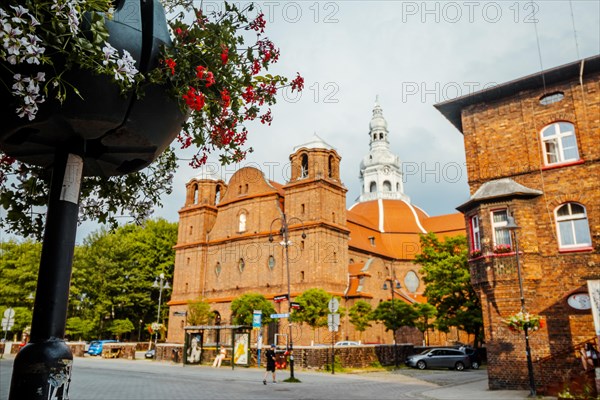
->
405, 348, 471, 371
87, 340, 118, 356
145, 348, 156, 359
334, 341, 360, 346
460, 346, 481, 369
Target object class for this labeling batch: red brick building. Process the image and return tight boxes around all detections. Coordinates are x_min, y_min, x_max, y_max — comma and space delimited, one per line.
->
436, 55, 600, 394
167, 100, 465, 347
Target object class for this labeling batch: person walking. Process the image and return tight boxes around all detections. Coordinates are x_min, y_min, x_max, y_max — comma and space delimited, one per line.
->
263, 344, 277, 384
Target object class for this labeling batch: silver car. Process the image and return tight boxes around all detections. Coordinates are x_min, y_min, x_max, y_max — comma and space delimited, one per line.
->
405, 348, 471, 371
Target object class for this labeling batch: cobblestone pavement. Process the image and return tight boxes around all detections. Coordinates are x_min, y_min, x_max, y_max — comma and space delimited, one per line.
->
0, 356, 542, 400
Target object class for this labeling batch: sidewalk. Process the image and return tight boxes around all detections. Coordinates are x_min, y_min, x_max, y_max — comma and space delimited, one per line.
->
421, 377, 556, 400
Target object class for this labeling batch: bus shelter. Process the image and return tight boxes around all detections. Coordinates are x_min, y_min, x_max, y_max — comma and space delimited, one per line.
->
183, 325, 251, 369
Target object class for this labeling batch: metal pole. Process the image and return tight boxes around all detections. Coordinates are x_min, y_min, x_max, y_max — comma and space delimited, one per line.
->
512, 229, 536, 397
391, 276, 398, 369
283, 214, 295, 380
9, 152, 83, 400
154, 277, 163, 350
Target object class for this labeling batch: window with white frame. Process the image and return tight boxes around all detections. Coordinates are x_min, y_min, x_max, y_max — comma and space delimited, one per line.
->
470, 215, 481, 251
555, 203, 592, 248
541, 122, 579, 165
491, 209, 511, 247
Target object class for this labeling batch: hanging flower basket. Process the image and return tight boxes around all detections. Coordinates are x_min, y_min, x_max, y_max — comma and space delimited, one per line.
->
0, 0, 303, 176
503, 311, 545, 332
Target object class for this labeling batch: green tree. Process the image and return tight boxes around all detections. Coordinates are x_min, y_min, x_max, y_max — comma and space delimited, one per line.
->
371, 300, 418, 333
0, 240, 40, 339
289, 288, 333, 330
412, 303, 437, 346
65, 317, 95, 341
187, 298, 213, 326
108, 319, 135, 340
71, 219, 177, 339
348, 300, 373, 339
414, 233, 483, 347
230, 293, 275, 326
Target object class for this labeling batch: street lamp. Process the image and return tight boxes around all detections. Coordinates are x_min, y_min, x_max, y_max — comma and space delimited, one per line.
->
382, 275, 402, 369
269, 214, 306, 381
501, 215, 536, 397
153, 273, 170, 350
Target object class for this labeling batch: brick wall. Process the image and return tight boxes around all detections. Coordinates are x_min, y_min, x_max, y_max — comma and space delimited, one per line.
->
459, 70, 600, 393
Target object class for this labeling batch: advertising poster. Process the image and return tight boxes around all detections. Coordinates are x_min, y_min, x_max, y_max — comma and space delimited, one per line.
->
234, 333, 249, 365
588, 280, 600, 341
187, 333, 202, 364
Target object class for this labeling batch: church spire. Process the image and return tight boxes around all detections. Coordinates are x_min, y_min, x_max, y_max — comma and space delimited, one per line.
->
358, 97, 409, 203
369, 95, 389, 146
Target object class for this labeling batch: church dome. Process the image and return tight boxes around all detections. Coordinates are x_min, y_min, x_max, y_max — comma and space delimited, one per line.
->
349, 199, 428, 233
293, 133, 334, 152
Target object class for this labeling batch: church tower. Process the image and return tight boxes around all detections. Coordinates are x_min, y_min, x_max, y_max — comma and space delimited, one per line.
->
359, 97, 409, 203
169, 168, 226, 341
283, 134, 350, 293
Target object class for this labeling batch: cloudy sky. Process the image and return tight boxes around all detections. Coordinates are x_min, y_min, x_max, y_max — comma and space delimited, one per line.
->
3, 1, 600, 242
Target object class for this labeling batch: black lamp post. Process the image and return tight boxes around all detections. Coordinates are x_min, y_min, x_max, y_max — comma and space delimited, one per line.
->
269, 214, 306, 381
153, 274, 170, 350
502, 215, 536, 397
382, 275, 402, 369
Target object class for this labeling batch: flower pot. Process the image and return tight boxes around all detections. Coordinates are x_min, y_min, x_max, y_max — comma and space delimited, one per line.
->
0, 0, 185, 176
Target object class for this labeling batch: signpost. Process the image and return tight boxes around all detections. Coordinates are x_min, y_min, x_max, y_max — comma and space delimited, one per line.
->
253, 310, 262, 366
327, 298, 340, 375
270, 313, 290, 319
2, 308, 15, 342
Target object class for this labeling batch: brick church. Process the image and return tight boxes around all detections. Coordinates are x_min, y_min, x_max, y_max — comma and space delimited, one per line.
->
166, 100, 465, 346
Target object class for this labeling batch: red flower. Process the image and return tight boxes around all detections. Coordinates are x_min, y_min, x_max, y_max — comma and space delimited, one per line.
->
182, 87, 205, 111
249, 13, 266, 33
205, 71, 215, 87
260, 109, 272, 125
242, 85, 255, 103
221, 46, 229, 65
291, 73, 304, 91
251, 60, 261, 75
196, 65, 206, 79
221, 88, 231, 108
162, 58, 176, 75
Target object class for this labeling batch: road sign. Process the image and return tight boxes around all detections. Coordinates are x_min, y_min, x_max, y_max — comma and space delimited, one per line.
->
290, 302, 301, 310
327, 313, 340, 332
1, 317, 14, 331
270, 313, 290, 319
252, 310, 262, 329
273, 294, 288, 303
328, 298, 339, 313
3, 308, 15, 319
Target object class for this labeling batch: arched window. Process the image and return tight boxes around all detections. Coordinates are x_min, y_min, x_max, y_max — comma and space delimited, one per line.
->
238, 258, 245, 272
215, 262, 222, 277
328, 155, 334, 178
193, 184, 199, 204
383, 180, 391, 191
215, 185, 221, 205
369, 181, 377, 193
239, 213, 247, 232
541, 122, 579, 165
301, 154, 309, 178
555, 203, 591, 248
267, 255, 276, 270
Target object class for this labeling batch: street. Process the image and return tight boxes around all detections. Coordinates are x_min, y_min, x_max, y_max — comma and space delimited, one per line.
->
0, 356, 535, 400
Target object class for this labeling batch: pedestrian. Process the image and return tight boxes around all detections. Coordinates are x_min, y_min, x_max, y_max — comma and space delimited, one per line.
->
212, 347, 227, 368
263, 344, 277, 384
581, 342, 599, 371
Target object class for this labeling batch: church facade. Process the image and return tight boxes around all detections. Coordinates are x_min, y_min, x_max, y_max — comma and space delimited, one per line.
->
167, 101, 465, 346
